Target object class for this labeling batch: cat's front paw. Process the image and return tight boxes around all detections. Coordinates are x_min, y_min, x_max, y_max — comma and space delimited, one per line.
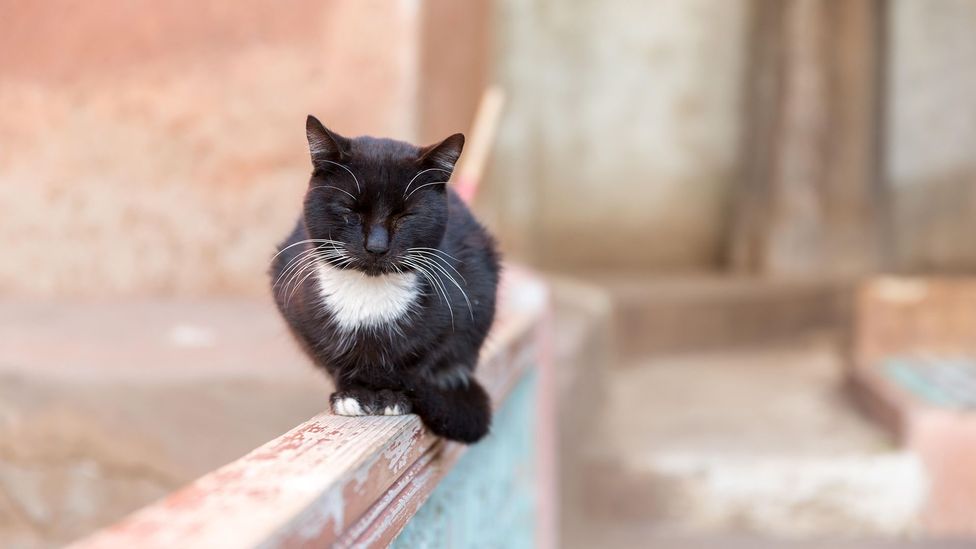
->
330, 389, 412, 416
330, 390, 368, 416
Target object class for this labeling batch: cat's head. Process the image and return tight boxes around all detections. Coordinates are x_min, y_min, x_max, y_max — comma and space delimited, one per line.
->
302, 115, 464, 277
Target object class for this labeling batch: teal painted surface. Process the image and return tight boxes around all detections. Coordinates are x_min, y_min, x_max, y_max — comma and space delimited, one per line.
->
391, 370, 538, 548
882, 356, 976, 409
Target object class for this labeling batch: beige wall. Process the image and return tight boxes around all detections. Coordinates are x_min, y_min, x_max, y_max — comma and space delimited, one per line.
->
484, 0, 750, 272
417, 0, 493, 145
6, 0, 975, 295
888, 0, 976, 272
0, 0, 488, 296
483, 0, 976, 275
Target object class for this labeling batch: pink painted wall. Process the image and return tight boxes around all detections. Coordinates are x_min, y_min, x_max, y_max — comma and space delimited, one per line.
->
0, 0, 488, 296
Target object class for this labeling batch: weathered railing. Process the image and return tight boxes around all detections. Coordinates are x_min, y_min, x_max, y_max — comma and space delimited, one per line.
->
71, 267, 553, 548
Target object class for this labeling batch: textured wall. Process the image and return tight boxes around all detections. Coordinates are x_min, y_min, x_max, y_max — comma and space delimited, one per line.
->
888, 1, 976, 272
485, 0, 750, 272
0, 0, 418, 296
0, 0, 489, 296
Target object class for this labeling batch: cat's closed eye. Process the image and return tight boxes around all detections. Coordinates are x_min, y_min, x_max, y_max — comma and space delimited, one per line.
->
392, 213, 415, 229
332, 207, 360, 225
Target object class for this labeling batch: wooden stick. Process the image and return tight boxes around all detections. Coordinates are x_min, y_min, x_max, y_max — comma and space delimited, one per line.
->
455, 86, 505, 204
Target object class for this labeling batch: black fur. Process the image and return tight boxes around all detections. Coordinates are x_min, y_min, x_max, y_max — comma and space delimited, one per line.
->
270, 116, 500, 443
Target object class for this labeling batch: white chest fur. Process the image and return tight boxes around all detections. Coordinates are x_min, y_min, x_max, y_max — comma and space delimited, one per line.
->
315, 264, 420, 331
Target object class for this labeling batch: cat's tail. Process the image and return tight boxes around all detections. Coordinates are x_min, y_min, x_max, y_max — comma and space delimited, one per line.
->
407, 379, 491, 444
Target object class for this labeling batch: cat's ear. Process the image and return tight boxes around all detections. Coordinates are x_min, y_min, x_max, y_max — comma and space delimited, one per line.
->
418, 133, 465, 175
306, 115, 349, 164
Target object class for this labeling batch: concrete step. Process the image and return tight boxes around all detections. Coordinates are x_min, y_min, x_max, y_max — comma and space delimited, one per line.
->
576, 334, 931, 540
584, 451, 925, 539
567, 524, 972, 549
584, 274, 847, 358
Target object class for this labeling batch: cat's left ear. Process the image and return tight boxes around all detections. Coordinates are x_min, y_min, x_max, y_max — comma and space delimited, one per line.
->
306, 115, 350, 165
418, 133, 465, 175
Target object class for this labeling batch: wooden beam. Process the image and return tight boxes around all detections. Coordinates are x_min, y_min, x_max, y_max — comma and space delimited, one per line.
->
731, 0, 888, 277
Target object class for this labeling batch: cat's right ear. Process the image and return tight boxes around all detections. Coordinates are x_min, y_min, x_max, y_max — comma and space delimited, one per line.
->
306, 115, 349, 165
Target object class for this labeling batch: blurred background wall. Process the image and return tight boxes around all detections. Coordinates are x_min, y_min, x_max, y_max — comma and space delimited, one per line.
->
888, 0, 976, 272
485, 0, 749, 272
2, 0, 976, 290
0, 0, 489, 296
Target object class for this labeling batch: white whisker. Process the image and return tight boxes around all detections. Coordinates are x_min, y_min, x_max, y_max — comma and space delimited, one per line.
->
408, 253, 473, 321
402, 256, 455, 330
280, 250, 336, 298
310, 185, 356, 201
408, 246, 462, 262
276, 252, 323, 293
274, 245, 344, 291
408, 249, 466, 283
284, 248, 350, 306
403, 168, 452, 197
274, 245, 337, 289
271, 239, 345, 261
286, 263, 323, 306
319, 160, 362, 193
404, 181, 447, 201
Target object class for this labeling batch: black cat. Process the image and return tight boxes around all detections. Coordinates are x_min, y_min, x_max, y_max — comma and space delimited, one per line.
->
270, 116, 500, 443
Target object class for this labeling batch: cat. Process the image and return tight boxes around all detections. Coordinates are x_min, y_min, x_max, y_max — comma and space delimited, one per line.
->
269, 116, 500, 443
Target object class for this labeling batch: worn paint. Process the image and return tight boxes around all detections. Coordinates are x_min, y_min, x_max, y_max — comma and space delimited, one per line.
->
390, 371, 540, 549
333, 445, 443, 548
354, 464, 441, 547
383, 429, 422, 473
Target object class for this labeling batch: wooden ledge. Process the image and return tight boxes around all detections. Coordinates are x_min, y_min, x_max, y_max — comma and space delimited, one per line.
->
71, 267, 549, 548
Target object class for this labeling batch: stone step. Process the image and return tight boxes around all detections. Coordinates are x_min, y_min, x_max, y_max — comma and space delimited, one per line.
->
574, 335, 931, 539
584, 275, 847, 358
582, 451, 926, 539
568, 523, 971, 549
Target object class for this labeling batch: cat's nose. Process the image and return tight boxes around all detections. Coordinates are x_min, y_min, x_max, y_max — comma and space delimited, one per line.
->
365, 225, 390, 255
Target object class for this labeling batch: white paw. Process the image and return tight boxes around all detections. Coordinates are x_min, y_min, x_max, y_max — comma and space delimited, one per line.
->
383, 405, 406, 416
333, 396, 365, 416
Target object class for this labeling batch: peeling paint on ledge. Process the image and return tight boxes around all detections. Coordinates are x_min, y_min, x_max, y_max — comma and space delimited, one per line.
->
70, 267, 550, 549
